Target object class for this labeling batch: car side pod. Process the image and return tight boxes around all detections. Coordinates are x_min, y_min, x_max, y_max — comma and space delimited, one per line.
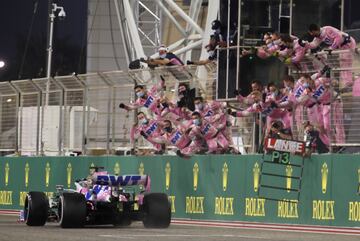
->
24, 192, 49, 226
142, 193, 171, 228
59, 192, 86, 228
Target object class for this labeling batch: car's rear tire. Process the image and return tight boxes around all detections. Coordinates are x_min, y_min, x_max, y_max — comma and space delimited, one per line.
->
59, 192, 86, 228
142, 193, 171, 228
24, 192, 49, 226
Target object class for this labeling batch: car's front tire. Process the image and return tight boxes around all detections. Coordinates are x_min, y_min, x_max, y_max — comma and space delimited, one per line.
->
24, 191, 49, 226
59, 192, 86, 228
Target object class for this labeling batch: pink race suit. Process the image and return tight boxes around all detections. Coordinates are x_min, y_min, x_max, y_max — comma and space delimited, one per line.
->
313, 76, 345, 144
130, 120, 163, 151
295, 83, 330, 146
123, 81, 164, 119
153, 122, 203, 155
256, 42, 281, 59
189, 121, 229, 153
307, 26, 356, 89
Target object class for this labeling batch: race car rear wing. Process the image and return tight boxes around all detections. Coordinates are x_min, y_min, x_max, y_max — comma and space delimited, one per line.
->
92, 174, 151, 191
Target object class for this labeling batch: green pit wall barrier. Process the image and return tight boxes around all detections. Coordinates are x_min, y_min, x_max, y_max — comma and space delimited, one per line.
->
0, 154, 360, 227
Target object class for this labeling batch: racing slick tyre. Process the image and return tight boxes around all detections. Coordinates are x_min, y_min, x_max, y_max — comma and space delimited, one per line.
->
24, 192, 49, 226
142, 193, 171, 228
59, 192, 86, 228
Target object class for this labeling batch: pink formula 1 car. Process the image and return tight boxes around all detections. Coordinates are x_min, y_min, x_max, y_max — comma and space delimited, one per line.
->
23, 167, 171, 228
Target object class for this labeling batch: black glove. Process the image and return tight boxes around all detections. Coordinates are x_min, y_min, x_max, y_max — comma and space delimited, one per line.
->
161, 102, 169, 109
324, 49, 332, 55
233, 89, 242, 96
298, 39, 307, 48
227, 109, 237, 117
320, 65, 331, 77
119, 103, 126, 109
270, 101, 278, 108
140, 131, 147, 139
186, 60, 194, 65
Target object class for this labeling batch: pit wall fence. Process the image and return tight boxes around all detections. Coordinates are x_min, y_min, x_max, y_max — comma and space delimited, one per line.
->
0, 154, 359, 227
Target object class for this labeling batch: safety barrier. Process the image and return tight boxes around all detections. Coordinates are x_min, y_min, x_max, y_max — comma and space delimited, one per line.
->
0, 154, 359, 227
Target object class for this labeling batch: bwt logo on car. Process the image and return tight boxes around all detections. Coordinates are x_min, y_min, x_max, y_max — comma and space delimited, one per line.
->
96, 175, 142, 186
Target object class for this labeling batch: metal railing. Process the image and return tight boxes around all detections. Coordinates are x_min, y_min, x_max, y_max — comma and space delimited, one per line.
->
0, 65, 217, 156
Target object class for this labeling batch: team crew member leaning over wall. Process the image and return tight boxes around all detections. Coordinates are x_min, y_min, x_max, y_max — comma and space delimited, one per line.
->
188, 112, 229, 154
141, 45, 184, 67
131, 112, 165, 155
119, 78, 165, 119
150, 120, 204, 158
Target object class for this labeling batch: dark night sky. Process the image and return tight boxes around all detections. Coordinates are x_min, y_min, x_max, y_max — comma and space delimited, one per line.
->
0, 0, 87, 81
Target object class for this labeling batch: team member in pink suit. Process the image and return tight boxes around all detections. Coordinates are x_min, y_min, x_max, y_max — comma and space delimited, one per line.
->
231, 88, 290, 134
188, 112, 229, 154
159, 101, 192, 123
296, 76, 330, 146
263, 83, 292, 132
311, 69, 346, 144
307, 24, 356, 89
234, 80, 266, 106
119, 79, 165, 119
193, 97, 239, 153
130, 112, 164, 154
194, 97, 226, 125
274, 76, 297, 131
252, 32, 282, 59
151, 120, 203, 158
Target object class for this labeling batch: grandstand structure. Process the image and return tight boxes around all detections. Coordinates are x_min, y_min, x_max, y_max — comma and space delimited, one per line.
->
1, 0, 360, 156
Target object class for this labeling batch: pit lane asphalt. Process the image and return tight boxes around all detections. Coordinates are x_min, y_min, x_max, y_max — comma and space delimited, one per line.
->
0, 215, 359, 241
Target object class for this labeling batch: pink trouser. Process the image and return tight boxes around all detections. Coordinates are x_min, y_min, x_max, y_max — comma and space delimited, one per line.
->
353, 77, 360, 97
307, 104, 330, 146
146, 133, 164, 151
332, 100, 346, 144
339, 39, 356, 89
206, 132, 229, 153
181, 141, 202, 155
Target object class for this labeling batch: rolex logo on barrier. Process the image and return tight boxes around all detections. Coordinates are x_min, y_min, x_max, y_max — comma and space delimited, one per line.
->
193, 162, 199, 191
139, 162, 145, 175
67, 163, 72, 188
114, 162, 120, 175
45, 163, 51, 187
286, 165, 293, 193
25, 163, 30, 188
253, 162, 260, 192
165, 162, 171, 190
222, 162, 228, 192
321, 163, 328, 194
5, 163, 9, 186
